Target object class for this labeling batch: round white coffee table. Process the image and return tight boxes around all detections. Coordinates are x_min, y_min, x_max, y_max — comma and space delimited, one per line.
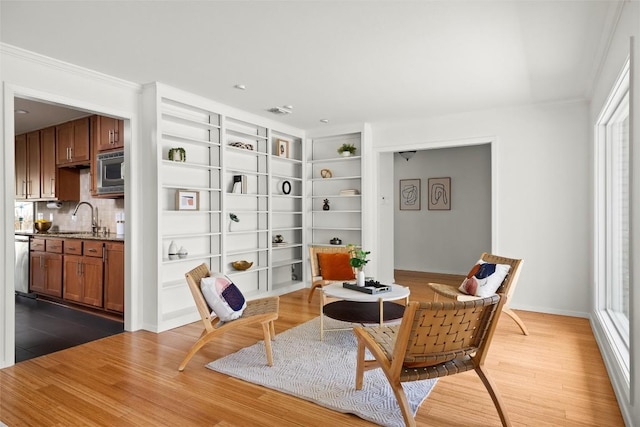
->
320, 283, 410, 340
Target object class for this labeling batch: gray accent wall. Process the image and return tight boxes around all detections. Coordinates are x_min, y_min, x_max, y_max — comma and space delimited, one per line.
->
393, 145, 491, 274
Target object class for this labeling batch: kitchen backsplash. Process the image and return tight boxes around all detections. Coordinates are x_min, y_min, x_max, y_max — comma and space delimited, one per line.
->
15, 169, 124, 234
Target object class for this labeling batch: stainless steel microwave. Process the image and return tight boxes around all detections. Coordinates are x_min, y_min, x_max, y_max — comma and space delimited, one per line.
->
97, 150, 124, 194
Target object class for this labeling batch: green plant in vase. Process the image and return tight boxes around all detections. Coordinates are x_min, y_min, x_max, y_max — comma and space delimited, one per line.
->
347, 244, 370, 286
337, 143, 357, 156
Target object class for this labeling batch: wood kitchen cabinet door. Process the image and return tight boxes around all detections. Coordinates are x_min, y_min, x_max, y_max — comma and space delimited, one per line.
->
26, 131, 41, 199
40, 126, 57, 198
96, 116, 124, 151
15, 134, 27, 198
30, 252, 62, 298
56, 118, 90, 165
63, 254, 104, 307
63, 254, 84, 303
104, 242, 124, 312
82, 257, 104, 307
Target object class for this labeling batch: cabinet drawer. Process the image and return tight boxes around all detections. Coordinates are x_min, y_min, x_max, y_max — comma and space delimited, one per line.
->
45, 239, 63, 253
84, 241, 103, 257
64, 239, 83, 255
31, 238, 45, 252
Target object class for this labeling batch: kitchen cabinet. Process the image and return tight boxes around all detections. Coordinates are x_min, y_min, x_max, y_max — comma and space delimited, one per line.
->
56, 117, 90, 165
15, 134, 27, 198
40, 126, 57, 198
15, 126, 81, 201
26, 131, 41, 198
63, 240, 104, 308
104, 242, 124, 313
29, 237, 63, 297
96, 115, 124, 151
15, 131, 41, 199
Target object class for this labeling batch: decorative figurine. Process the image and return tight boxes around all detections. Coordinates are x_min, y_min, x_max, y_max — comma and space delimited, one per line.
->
323, 199, 330, 210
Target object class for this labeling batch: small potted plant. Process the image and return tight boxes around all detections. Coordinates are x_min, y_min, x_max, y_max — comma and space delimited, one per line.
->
347, 244, 370, 286
228, 213, 239, 232
168, 147, 186, 162
337, 143, 357, 157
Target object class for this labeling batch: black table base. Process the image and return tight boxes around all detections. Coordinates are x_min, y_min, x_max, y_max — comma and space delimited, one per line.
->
323, 300, 405, 324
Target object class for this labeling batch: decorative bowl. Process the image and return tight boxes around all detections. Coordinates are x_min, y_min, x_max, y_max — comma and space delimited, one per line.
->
34, 220, 52, 233
232, 260, 253, 271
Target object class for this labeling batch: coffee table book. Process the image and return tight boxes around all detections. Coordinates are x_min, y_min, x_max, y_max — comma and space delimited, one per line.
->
343, 282, 391, 294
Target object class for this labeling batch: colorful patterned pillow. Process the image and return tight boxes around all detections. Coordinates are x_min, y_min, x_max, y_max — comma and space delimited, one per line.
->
459, 260, 511, 298
200, 274, 247, 322
317, 252, 355, 281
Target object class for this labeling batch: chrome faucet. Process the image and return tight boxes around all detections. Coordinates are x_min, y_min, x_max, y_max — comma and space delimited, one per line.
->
72, 201, 99, 235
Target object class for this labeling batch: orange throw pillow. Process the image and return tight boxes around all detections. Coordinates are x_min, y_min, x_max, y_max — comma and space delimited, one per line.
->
317, 253, 355, 280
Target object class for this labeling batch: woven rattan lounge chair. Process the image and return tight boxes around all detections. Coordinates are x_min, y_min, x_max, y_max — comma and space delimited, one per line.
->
428, 253, 528, 335
307, 245, 353, 303
354, 295, 511, 427
178, 263, 279, 371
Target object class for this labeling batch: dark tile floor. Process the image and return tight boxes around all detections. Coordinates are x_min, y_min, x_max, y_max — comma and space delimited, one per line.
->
15, 293, 124, 363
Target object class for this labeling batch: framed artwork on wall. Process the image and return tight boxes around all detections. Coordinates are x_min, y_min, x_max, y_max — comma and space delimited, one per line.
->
176, 189, 200, 211
428, 177, 451, 210
399, 179, 421, 210
277, 139, 289, 158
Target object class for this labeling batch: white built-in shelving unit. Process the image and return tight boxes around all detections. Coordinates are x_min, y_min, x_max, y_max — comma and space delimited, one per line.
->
306, 132, 363, 247
145, 83, 305, 331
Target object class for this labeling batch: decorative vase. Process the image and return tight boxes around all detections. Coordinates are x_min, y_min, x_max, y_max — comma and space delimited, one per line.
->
356, 269, 365, 287
168, 240, 178, 260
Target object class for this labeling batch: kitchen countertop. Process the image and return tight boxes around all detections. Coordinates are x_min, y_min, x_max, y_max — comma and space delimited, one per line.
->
15, 230, 125, 242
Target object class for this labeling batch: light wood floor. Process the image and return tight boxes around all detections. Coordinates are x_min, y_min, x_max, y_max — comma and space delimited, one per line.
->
0, 271, 624, 426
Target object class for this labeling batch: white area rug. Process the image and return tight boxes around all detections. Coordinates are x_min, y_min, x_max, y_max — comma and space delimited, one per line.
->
206, 317, 437, 427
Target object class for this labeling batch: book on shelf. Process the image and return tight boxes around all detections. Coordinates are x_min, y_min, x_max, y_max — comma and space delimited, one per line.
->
232, 175, 247, 194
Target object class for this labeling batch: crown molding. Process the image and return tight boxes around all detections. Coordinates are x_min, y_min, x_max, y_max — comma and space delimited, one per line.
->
1, 43, 141, 92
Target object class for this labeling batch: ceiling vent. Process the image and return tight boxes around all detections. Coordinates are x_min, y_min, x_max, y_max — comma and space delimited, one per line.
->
268, 106, 292, 115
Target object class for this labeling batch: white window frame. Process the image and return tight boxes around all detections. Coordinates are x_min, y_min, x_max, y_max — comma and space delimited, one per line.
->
594, 58, 630, 383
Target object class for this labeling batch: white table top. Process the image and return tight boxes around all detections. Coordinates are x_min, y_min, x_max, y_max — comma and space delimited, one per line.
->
322, 282, 410, 302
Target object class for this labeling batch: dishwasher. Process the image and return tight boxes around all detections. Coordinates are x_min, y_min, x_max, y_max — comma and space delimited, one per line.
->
15, 235, 30, 295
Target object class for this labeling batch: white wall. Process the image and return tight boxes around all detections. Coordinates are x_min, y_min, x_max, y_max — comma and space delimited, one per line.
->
393, 145, 491, 274
0, 44, 142, 368
370, 101, 590, 317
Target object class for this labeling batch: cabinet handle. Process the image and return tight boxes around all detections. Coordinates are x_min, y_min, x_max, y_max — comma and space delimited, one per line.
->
109, 130, 114, 144
66, 147, 70, 160
69, 147, 73, 160
114, 130, 119, 143
22, 180, 27, 197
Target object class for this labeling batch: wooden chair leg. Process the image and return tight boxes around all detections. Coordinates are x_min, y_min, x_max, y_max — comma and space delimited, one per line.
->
475, 365, 512, 427
269, 320, 276, 340
390, 380, 416, 427
262, 322, 274, 367
503, 307, 529, 336
178, 332, 217, 371
355, 337, 365, 390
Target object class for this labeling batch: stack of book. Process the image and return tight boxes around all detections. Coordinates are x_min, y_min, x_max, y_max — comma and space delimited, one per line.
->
339, 189, 360, 196
232, 175, 247, 194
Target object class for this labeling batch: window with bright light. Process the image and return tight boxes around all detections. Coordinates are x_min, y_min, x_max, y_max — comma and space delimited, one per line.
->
595, 58, 630, 373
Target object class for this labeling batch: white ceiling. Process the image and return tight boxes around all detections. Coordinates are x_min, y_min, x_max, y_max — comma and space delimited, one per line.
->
1, 1, 622, 133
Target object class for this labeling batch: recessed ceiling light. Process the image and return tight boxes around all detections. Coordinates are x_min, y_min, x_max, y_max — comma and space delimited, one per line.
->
320, 119, 329, 123
15, 109, 29, 114
234, 84, 246, 90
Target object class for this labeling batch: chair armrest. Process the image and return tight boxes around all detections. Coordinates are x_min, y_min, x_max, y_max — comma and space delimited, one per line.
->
428, 282, 481, 302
